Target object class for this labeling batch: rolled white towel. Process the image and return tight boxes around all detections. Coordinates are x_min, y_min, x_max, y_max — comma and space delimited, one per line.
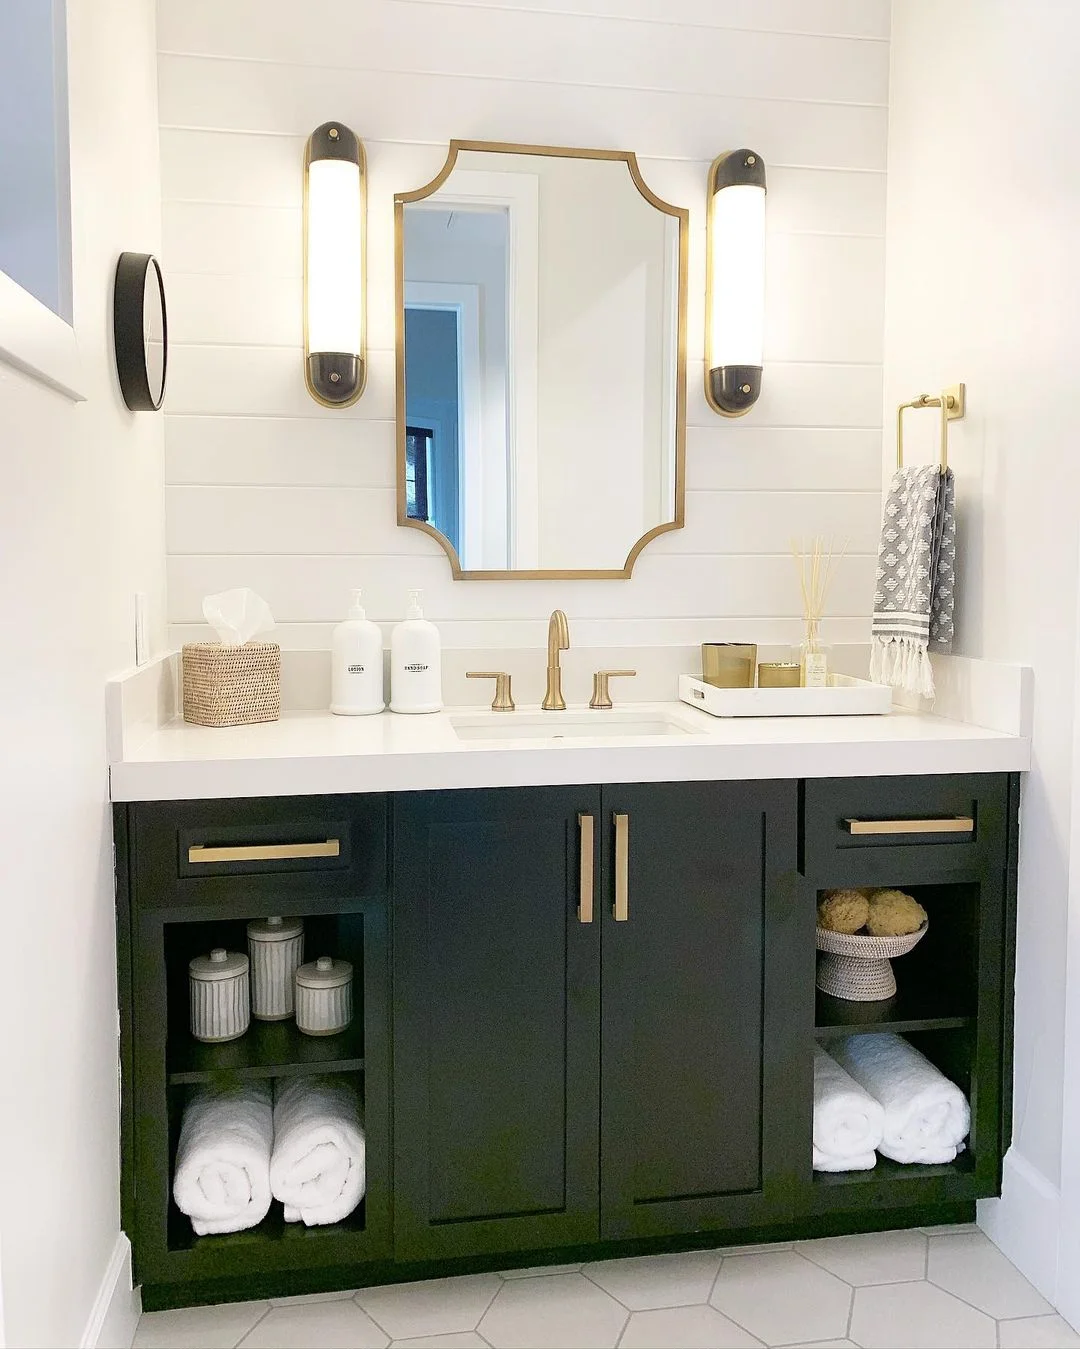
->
270, 1076, 366, 1226
172, 1081, 273, 1235
812, 1045, 884, 1172
830, 1033, 970, 1165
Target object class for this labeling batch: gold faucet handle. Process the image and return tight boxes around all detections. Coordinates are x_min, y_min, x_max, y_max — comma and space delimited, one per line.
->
466, 671, 515, 711
590, 670, 637, 710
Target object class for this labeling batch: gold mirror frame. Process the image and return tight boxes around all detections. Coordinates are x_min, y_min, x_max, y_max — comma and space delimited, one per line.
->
394, 139, 688, 580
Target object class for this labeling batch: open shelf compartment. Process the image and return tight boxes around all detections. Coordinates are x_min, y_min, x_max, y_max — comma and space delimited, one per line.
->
814, 882, 980, 1038
164, 912, 364, 1083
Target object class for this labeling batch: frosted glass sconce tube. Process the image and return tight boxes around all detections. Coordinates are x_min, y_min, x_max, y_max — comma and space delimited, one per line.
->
304, 121, 366, 406
705, 149, 766, 417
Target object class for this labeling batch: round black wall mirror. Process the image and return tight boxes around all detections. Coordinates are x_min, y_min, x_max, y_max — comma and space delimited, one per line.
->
114, 252, 168, 411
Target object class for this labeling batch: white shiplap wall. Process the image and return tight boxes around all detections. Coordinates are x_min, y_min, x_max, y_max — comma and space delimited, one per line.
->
158, 0, 889, 650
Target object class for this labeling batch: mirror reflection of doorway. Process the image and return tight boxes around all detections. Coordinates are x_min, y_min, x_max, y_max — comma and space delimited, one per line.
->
403, 305, 461, 554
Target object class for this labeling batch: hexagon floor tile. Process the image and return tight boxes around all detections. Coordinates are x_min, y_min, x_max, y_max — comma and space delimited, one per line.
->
998, 1316, 1080, 1348
796, 1229, 928, 1286
618, 1304, 763, 1347
239, 1299, 389, 1348
850, 1280, 997, 1348
478, 1272, 628, 1348
927, 1231, 1055, 1321
354, 1276, 502, 1341
582, 1250, 722, 1310
133, 1301, 270, 1349
710, 1250, 852, 1346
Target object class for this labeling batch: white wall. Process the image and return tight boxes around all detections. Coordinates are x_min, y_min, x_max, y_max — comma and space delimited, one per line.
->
883, 0, 1080, 1312
0, 0, 165, 1343
157, 0, 889, 650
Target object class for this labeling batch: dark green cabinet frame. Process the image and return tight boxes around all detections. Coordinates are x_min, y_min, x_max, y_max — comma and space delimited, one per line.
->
115, 772, 1019, 1310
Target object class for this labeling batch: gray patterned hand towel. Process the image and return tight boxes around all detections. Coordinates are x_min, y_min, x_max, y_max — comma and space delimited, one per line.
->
870, 465, 956, 698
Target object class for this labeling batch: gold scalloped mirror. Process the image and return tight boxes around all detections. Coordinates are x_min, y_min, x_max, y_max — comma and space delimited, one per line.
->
395, 140, 687, 579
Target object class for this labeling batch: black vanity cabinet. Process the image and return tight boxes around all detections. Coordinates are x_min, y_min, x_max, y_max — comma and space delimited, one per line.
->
392, 781, 798, 1258
116, 770, 1019, 1310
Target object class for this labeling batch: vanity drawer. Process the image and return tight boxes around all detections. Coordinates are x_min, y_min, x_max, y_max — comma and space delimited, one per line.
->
129, 794, 387, 910
801, 773, 1010, 884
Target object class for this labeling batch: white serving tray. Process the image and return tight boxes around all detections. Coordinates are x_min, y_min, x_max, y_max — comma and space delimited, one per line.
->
678, 673, 893, 719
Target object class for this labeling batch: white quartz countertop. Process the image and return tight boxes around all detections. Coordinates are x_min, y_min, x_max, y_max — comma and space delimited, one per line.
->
109, 700, 1030, 802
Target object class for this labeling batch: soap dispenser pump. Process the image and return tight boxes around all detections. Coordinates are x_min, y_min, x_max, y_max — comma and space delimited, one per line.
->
330, 588, 385, 715
390, 589, 443, 714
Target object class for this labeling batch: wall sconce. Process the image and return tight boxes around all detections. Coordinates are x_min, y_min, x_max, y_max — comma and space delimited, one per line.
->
304, 121, 366, 406
705, 148, 766, 417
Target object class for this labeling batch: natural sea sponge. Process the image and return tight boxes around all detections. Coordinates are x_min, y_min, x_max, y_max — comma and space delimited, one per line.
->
866, 889, 927, 937
817, 889, 870, 934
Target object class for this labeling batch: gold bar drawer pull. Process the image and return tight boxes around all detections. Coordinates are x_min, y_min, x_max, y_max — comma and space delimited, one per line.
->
578, 813, 594, 924
844, 817, 974, 837
613, 813, 629, 921
188, 839, 341, 864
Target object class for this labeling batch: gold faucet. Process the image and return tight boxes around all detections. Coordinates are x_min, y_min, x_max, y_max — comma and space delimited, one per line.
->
542, 609, 570, 710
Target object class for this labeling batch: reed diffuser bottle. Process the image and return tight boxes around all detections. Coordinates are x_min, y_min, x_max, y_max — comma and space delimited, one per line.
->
791, 537, 845, 688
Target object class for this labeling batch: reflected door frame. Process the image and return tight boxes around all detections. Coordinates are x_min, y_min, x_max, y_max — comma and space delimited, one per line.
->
405, 281, 481, 563
406, 171, 539, 571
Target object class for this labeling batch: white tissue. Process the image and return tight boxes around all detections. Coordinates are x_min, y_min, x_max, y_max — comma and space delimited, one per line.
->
202, 588, 276, 646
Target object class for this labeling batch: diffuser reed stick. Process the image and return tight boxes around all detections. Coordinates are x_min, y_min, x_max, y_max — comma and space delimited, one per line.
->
790, 536, 847, 686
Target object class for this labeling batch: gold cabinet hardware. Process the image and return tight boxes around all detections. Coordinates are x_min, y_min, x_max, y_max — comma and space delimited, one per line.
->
589, 669, 637, 710
188, 839, 341, 864
578, 812, 594, 924
844, 817, 974, 836
613, 812, 629, 921
466, 670, 515, 711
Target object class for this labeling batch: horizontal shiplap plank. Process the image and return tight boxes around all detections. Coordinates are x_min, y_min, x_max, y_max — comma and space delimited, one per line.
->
164, 346, 396, 419
170, 615, 873, 652
157, 56, 888, 171
167, 273, 303, 346
686, 426, 881, 492
379, 0, 891, 40
160, 128, 307, 207
168, 551, 877, 623
160, 132, 885, 242
163, 201, 301, 275
165, 416, 396, 486
164, 420, 882, 494
166, 485, 878, 558
687, 361, 882, 429
654, 490, 878, 555
159, 1, 889, 107
167, 486, 403, 556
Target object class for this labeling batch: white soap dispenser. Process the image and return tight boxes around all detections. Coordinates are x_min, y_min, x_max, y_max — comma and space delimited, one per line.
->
330, 589, 385, 716
390, 588, 443, 714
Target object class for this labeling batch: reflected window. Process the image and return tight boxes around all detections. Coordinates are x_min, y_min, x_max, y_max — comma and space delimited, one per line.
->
405, 426, 432, 522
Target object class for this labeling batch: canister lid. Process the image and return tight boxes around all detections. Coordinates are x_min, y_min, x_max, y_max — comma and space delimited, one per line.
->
295, 955, 352, 989
247, 915, 304, 942
189, 948, 249, 981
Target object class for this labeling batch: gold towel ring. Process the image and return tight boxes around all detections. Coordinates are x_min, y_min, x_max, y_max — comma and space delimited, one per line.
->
896, 383, 966, 471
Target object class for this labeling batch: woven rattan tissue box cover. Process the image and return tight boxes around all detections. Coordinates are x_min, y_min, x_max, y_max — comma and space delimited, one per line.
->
182, 642, 281, 727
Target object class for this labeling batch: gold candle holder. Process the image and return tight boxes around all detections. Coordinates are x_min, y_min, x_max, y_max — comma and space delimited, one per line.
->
701, 643, 757, 688
757, 661, 801, 689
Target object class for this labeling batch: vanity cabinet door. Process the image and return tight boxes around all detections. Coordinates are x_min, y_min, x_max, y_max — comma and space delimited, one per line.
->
392, 786, 602, 1259
600, 780, 801, 1239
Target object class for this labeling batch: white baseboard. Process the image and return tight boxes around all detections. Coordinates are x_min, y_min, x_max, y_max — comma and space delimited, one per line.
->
978, 1148, 1061, 1306
80, 1233, 141, 1349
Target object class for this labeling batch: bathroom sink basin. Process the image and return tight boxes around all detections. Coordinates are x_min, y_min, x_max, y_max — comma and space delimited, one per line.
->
451, 709, 696, 742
